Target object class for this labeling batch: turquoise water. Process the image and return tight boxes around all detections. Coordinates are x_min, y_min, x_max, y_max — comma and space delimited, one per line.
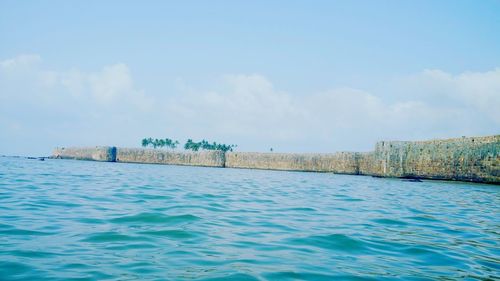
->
0, 157, 498, 280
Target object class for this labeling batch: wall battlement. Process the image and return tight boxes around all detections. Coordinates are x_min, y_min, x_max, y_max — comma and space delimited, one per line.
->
52, 135, 499, 184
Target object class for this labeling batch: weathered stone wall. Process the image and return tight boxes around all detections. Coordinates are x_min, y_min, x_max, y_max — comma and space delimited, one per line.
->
225, 152, 359, 174
357, 152, 381, 176
51, 135, 499, 184
363, 135, 499, 183
52, 146, 116, 162
116, 148, 225, 167
226, 135, 499, 183
357, 142, 409, 177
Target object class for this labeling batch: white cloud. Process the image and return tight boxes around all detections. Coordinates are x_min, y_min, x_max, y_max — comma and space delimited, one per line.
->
60, 69, 86, 98
0, 54, 41, 69
163, 71, 499, 152
89, 63, 133, 104
0, 55, 151, 109
0, 54, 498, 155
415, 68, 500, 123
165, 74, 303, 141
0, 55, 154, 155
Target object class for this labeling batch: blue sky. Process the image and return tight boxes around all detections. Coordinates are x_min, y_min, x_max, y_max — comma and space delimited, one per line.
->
1, 1, 499, 155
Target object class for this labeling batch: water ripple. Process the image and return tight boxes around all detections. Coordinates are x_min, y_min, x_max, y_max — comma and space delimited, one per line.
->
289, 233, 368, 252
110, 212, 200, 225
81, 231, 149, 243
0, 157, 498, 280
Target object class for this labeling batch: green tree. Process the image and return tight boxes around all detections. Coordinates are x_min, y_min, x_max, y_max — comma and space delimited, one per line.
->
141, 137, 180, 149
170, 140, 180, 149
183, 139, 237, 152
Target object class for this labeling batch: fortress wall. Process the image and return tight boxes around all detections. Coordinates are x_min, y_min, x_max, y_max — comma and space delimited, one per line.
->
52, 146, 116, 162
357, 135, 500, 183
116, 148, 225, 167
357, 152, 382, 176
357, 141, 410, 177
51, 135, 499, 184
225, 152, 359, 174
225, 136, 499, 183
393, 135, 498, 183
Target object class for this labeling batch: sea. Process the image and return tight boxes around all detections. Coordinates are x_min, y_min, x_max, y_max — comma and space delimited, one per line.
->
0, 156, 498, 280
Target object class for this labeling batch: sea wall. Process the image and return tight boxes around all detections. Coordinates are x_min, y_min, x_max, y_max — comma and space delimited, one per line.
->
359, 135, 500, 183
225, 152, 359, 174
52, 135, 499, 184
52, 146, 116, 162
116, 148, 225, 167
209, 135, 499, 183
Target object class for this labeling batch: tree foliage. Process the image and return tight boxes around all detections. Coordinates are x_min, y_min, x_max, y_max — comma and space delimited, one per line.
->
141, 137, 236, 152
141, 138, 179, 149
184, 139, 236, 152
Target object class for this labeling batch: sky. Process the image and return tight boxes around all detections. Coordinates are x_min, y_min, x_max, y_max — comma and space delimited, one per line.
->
1, 0, 499, 156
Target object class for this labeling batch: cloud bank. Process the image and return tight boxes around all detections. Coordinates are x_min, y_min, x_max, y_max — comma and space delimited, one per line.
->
0, 54, 498, 155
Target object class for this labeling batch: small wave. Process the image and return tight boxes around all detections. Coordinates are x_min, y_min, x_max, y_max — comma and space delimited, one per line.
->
406, 215, 440, 223
136, 194, 173, 200
60, 263, 89, 269
138, 229, 199, 239
109, 212, 200, 225
0, 261, 36, 277
197, 273, 260, 281
253, 221, 298, 232
76, 218, 105, 224
0, 228, 53, 236
38, 199, 81, 208
289, 233, 367, 252
185, 192, 223, 199
341, 198, 364, 202
0, 223, 13, 229
117, 261, 160, 274
5, 250, 59, 258
372, 218, 408, 226
81, 231, 147, 243
404, 247, 464, 266
105, 242, 157, 251
278, 207, 317, 212
263, 271, 339, 281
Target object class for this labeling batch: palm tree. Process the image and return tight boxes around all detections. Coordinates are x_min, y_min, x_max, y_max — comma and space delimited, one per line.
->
164, 138, 172, 148
173, 140, 179, 149
184, 139, 193, 150
152, 139, 158, 149
182, 139, 237, 152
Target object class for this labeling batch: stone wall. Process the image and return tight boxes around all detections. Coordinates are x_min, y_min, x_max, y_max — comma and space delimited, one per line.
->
361, 135, 500, 183
221, 135, 499, 183
116, 148, 225, 167
51, 135, 499, 184
52, 146, 116, 162
225, 152, 359, 174
357, 142, 408, 177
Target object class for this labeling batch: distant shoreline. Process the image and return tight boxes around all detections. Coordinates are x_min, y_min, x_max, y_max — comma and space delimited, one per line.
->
52, 135, 499, 184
